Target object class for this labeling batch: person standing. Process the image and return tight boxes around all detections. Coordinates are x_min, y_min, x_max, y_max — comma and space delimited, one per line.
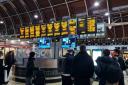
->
5, 51, 16, 77
62, 49, 74, 85
112, 49, 126, 85
71, 45, 94, 85
0, 51, 4, 85
26, 52, 35, 85
95, 49, 121, 85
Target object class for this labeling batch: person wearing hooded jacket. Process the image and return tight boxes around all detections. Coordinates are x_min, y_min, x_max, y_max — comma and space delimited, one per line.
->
71, 45, 94, 85
95, 49, 121, 85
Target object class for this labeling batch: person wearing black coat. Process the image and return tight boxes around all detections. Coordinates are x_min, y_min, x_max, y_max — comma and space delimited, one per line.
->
0, 51, 4, 85
62, 49, 74, 85
112, 49, 126, 85
95, 49, 121, 85
5, 51, 16, 76
26, 52, 35, 85
71, 45, 94, 85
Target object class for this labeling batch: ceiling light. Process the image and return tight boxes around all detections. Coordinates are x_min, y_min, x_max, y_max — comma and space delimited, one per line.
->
0, 21, 4, 24
34, 14, 39, 19
94, 1, 100, 7
104, 12, 110, 16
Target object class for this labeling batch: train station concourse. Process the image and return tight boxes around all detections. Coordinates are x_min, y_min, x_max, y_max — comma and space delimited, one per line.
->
0, 0, 128, 85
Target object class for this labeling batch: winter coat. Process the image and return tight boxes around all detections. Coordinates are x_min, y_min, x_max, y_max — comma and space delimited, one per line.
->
26, 58, 35, 77
63, 53, 73, 74
71, 51, 94, 78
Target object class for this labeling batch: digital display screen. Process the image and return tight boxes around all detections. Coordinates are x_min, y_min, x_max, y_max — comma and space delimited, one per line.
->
61, 21, 69, 36
77, 18, 87, 34
20, 27, 25, 39
92, 49, 102, 66
41, 24, 47, 37
25, 27, 30, 38
87, 18, 96, 33
54, 22, 61, 36
47, 23, 53, 37
68, 19, 77, 35
30, 25, 35, 38
38, 38, 51, 48
35, 25, 41, 38
62, 37, 76, 48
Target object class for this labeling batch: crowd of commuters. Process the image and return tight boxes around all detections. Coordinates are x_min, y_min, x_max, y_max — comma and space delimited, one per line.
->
0, 45, 127, 85
62, 45, 126, 85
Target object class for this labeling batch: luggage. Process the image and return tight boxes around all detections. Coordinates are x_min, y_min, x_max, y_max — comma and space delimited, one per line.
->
33, 68, 45, 85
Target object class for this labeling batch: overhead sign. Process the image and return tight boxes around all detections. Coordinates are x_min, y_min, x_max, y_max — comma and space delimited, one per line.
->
68, 19, 77, 35
35, 25, 41, 38
77, 18, 86, 34
96, 23, 106, 37
87, 17, 97, 33
20, 27, 25, 39
41, 24, 47, 37
61, 21, 69, 36
25, 27, 30, 38
47, 23, 53, 37
54, 22, 61, 37
30, 25, 35, 38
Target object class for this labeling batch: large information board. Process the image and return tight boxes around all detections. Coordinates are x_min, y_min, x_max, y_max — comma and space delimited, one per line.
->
54, 22, 61, 37
41, 24, 47, 37
61, 21, 69, 36
87, 18, 96, 33
25, 27, 30, 38
20, 27, 25, 39
68, 19, 77, 35
47, 23, 53, 37
30, 25, 35, 38
77, 18, 87, 34
35, 25, 41, 38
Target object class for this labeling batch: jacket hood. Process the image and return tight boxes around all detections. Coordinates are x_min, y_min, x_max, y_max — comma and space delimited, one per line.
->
97, 56, 113, 64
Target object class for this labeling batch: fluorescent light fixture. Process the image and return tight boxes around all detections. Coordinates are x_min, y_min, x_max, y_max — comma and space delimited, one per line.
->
104, 12, 110, 16
34, 14, 39, 19
0, 21, 4, 24
94, 1, 100, 7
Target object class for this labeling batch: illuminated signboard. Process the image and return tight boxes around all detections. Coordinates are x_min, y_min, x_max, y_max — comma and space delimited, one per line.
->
87, 17, 97, 33
54, 22, 61, 37
68, 19, 77, 35
41, 24, 47, 37
25, 27, 30, 38
20, 27, 25, 39
61, 21, 69, 36
77, 18, 87, 34
30, 25, 35, 38
35, 25, 41, 38
47, 23, 53, 37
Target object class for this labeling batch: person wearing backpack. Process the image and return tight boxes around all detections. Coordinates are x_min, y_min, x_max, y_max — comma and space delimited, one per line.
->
95, 49, 122, 85
112, 49, 126, 85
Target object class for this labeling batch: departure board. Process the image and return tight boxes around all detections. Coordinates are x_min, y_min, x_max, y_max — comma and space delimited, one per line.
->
30, 25, 35, 38
35, 25, 41, 38
25, 27, 30, 38
54, 22, 61, 37
20, 27, 25, 39
47, 23, 53, 37
41, 24, 47, 37
77, 18, 87, 34
68, 19, 77, 35
61, 21, 69, 36
87, 18, 97, 33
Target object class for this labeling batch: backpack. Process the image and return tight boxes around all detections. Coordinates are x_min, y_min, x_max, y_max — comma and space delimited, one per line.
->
104, 62, 122, 84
